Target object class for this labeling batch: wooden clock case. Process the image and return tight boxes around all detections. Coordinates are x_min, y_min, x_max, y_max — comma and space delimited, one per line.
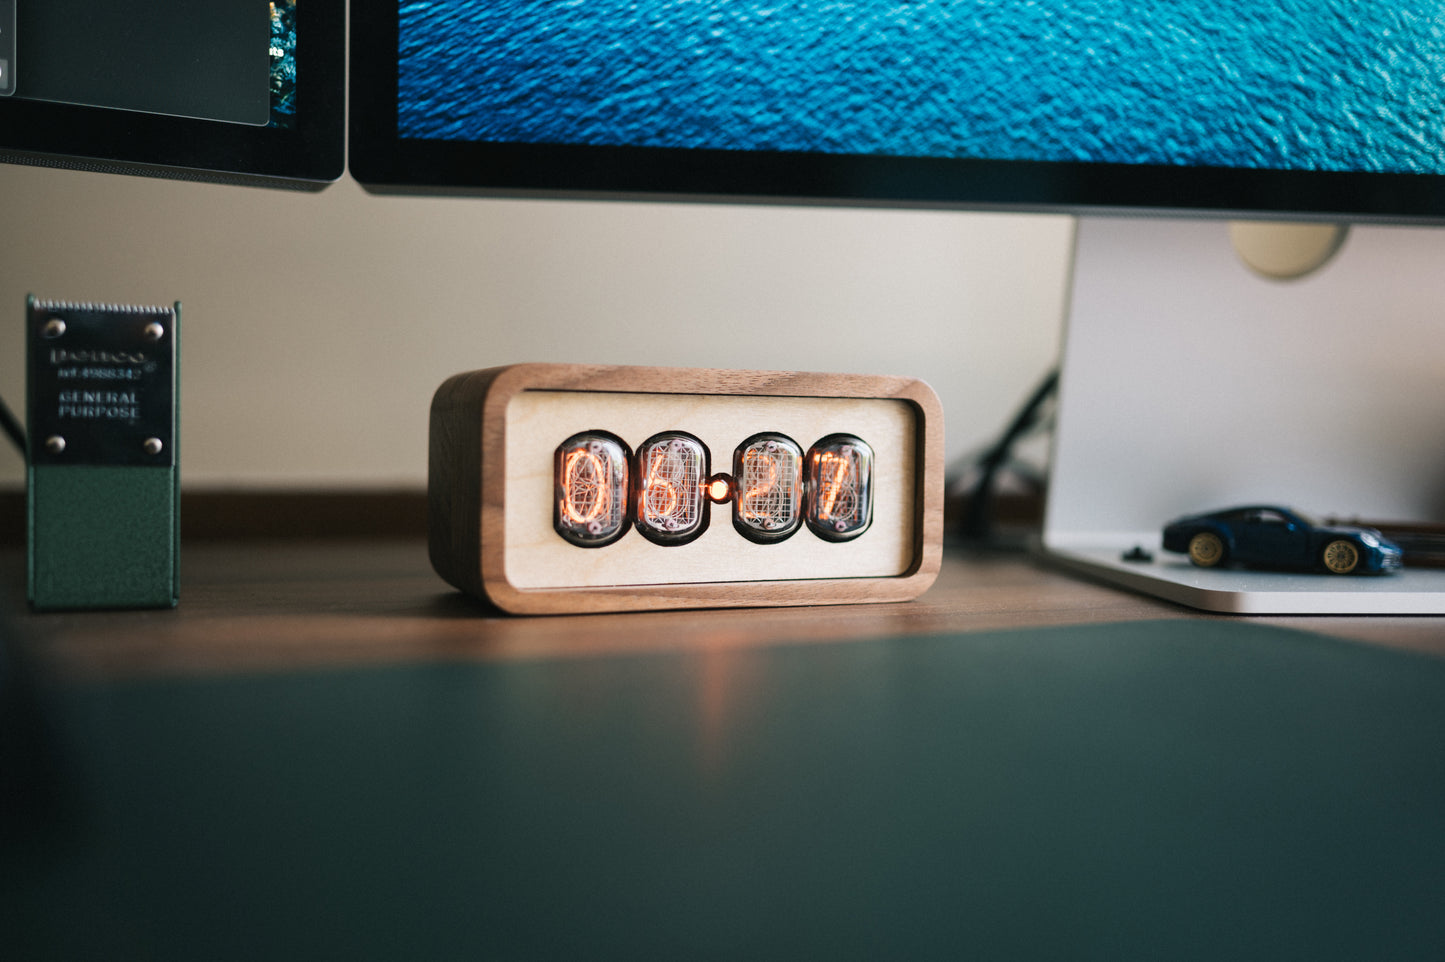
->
428, 364, 943, 614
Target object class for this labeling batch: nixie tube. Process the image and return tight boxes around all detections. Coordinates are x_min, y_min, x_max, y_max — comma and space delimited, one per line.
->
805, 434, 874, 541
732, 433, 803, 543
553, 431, 630, 547
634, 431, 709, 545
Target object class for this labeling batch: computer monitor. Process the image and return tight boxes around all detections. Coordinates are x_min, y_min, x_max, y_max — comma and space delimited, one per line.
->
349, 2, 1445, 614
349, 2, 1443, 217
0, 0, 344, 187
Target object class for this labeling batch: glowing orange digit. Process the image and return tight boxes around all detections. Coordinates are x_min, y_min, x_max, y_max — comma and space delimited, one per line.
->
732, 434, 802, 543
741, 449, 778, 522
816, 452, 852, 521
806, 435, 873, 541
643, 447, 682, 519
635, 432, 708, 544
562, 449, 608, 524
553, 432, 628, 547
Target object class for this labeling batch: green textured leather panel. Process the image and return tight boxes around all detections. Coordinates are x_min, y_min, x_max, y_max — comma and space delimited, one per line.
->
27, 464, 178, 609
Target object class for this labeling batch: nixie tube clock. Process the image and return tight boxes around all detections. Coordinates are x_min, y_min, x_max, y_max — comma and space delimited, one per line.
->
429, 364, 943, 614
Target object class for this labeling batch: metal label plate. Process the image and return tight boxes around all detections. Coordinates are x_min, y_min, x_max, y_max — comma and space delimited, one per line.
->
26, 298, 178, 467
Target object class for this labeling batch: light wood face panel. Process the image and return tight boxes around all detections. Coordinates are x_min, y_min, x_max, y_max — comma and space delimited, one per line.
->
428, 364, 944, 614
504, 391, 916, 588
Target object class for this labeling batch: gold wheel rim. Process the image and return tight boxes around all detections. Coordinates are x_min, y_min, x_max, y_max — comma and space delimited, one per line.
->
1188, 532, 1224, 567
1323, 540, 1360, 574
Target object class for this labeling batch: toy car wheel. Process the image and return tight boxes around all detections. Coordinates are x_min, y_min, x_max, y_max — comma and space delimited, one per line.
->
1187, 531, 1226, 567
1322, 539, 1360, 574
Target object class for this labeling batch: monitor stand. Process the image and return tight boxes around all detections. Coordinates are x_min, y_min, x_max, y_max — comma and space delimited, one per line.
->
1042, 214, 1445, 614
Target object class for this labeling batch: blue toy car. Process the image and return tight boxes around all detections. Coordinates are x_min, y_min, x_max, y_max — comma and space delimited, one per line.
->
1162, 506, 1403, 575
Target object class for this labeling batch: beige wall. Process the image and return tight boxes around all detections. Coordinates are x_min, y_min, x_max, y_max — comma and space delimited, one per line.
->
0, 163, 1071, 489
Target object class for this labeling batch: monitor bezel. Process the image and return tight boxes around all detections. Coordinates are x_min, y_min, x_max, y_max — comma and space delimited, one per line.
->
0, 0, 345, 188
349, 4, 1445, 221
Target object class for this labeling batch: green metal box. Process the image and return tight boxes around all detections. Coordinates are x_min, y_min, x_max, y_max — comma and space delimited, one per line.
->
26, 297, 179, 610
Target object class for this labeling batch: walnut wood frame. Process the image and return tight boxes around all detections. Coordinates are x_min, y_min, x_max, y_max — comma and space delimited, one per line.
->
428, 363, 944, 614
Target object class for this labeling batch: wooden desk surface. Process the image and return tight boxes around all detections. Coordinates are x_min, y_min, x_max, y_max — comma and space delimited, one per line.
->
9, 540, 1443, 680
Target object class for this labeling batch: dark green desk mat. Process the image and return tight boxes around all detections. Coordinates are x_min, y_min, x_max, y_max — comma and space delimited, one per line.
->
6, 620, 1445, 960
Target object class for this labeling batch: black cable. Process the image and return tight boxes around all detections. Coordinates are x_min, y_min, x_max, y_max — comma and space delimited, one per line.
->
0, 394, 24, 458
959, 367, 1059, 540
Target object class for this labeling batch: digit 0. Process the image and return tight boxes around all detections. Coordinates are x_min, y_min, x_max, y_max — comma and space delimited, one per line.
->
553, 431, 631, 547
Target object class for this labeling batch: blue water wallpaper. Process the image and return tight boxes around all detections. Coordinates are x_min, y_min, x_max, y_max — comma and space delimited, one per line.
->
397, 0, 1445, 174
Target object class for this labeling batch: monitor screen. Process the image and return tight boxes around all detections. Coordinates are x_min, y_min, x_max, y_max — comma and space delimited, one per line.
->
0, 0, 344, 186
350, 1, 1445, 218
